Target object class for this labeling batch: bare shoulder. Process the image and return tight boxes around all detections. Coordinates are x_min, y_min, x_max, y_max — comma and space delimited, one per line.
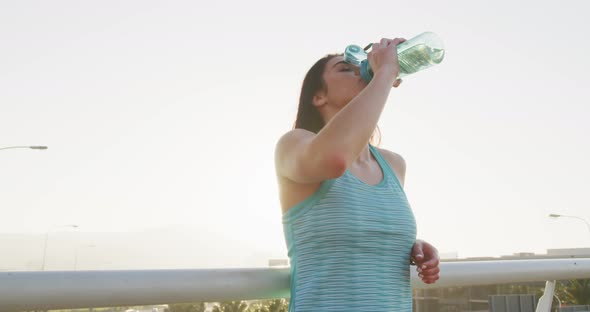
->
376, 147, 406, 168
375, 147, 407, 187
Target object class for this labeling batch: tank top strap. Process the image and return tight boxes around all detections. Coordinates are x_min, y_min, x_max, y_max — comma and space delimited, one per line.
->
368, 144, 397, 184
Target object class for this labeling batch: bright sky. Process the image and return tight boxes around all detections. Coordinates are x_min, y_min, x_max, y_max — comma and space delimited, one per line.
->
1, 0, 589, 270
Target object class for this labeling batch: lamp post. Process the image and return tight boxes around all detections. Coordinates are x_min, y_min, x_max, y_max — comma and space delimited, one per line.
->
549, 214, 590, 233
41, 224, 78, 271
0, 146, 48, 151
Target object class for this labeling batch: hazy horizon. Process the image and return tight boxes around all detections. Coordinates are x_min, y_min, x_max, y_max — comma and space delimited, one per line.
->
3, 228, 588, 272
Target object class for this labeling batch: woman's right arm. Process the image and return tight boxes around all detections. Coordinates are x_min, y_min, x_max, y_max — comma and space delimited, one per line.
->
275, 38, 405, 184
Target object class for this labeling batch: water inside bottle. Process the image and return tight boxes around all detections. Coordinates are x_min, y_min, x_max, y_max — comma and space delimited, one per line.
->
397, 44, 445, 78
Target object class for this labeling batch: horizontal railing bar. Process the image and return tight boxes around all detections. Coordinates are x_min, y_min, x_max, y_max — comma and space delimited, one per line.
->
0, 258, 588, 311
431, 258, 590, 287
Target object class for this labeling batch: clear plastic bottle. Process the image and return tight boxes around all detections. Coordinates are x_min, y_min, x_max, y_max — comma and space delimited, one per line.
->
344, 31, 445, 82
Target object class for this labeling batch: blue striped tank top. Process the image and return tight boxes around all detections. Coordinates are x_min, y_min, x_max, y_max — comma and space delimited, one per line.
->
282, 144, 417, 311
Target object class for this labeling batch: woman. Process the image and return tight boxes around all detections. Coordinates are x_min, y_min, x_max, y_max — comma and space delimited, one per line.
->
275, 37, 440, 311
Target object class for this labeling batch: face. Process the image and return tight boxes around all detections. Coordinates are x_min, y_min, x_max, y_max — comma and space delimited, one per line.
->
314, 55, 367, 113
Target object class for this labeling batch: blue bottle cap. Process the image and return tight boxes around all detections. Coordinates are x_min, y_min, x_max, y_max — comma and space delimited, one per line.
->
344, 44, 366, 67
345, 44, 373, 82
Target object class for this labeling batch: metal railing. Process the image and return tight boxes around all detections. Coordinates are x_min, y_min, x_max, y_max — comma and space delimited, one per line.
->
0, 258, 589, 311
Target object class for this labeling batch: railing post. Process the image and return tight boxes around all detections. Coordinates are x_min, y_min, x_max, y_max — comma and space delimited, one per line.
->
535, 280, 556, 312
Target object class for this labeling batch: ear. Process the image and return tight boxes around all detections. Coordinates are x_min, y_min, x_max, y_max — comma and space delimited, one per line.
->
312, 92, 327, 108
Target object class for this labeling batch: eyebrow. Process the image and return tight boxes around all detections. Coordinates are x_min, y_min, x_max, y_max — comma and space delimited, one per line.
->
331, 60, 349, 69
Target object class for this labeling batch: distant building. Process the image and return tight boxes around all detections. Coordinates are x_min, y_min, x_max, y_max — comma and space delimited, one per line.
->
547, 248, 590, 257
268, 258, 289, 267
443, 248, 590, 262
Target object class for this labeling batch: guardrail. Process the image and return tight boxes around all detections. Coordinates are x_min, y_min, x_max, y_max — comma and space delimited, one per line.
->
0, 258, 589, 311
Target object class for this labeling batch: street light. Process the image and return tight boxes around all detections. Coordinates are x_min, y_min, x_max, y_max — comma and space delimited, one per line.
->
549, 214, 590, 233
41, 224, 78, 271
0, 145, 48, 151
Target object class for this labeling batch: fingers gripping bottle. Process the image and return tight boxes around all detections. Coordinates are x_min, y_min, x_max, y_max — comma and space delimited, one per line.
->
344, 31, 445, 82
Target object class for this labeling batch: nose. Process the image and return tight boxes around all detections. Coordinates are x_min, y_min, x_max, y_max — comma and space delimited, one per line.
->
353, 66, 361, 76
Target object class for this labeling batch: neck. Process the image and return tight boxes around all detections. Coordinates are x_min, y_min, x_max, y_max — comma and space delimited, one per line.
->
355, 145, 373, 164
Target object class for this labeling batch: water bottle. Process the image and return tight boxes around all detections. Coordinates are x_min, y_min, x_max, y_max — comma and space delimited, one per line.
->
344, 31, 445, 82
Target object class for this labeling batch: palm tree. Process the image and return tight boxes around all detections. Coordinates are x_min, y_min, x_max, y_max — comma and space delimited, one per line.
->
556, 279, 590, 305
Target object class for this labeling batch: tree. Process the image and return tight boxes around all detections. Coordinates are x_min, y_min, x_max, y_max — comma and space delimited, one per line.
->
265, 299, 288, 312
211, 300, 249, 312
247, 301, 269, 312
246, 299, 288, 312
556, 279, 590, 305
167, 302, 207, 312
